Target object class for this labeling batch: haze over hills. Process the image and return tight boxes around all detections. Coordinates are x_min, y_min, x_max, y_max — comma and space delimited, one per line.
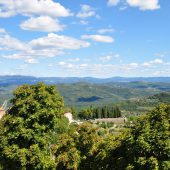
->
0, 75, 170, 109
0, 75, 170, 85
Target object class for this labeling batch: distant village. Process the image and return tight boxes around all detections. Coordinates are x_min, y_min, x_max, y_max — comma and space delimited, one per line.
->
64, 112, 127, 124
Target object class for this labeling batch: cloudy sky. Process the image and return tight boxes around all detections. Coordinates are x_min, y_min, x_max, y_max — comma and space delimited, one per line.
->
0, 0, 169, 77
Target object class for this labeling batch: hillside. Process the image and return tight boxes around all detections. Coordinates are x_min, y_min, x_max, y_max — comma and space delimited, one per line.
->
0, 76, 169, 109
57, 82, 166, 108
111, 91, 170, 117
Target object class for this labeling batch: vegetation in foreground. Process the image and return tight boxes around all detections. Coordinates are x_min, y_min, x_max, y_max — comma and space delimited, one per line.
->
0, 83, 169, 170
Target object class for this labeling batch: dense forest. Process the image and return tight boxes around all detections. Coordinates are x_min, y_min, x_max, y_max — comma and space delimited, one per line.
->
0, 83, 169, 170
77, 105, 122, 119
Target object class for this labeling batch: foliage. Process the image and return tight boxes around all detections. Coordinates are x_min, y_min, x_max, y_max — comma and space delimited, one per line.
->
78, 105, 122, 119
0, 83, 65, 169
126, 104, 170, 169
52, 122, 101, 170
53, 133, 80, 170
94, 132, 129, 170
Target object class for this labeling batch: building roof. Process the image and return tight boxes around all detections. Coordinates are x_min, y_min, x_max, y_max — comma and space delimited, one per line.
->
94, 117, 127, 123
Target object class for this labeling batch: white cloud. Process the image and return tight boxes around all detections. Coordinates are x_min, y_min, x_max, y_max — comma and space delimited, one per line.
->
80, 20, 89, 25
119, 6, 128, 11
20, 16, 65, 32
107, 0, 120, 6
128, 62, 138, 67
155, 53, 165, 58
68, 58, 80, 62
80, 64, 88, 67
113, 54, 121, 59
142, 62, 151, 67
64, 63, 117, 77
30, 33, 90, 50
50, 58, 169, 77
24, 58, 39, 64
2, 54, 24, 59
142, 58, 163, 67
1, 32, 90, 62
97, 28, 114, 34
17, 64, 28, 70
67, 64, 73, 68
150, 58, 163, 64
58, 61, 66, 66
57, 61, 73, 68
126, 0, 160, 10
99, 55, 113, 62
0, 34, 27, 51
76, 4, 96, 18
82, 34, 114, 43
48, 64, 53, 67
0, 28, 6, 33
107, 0, 160, 10
0, 0, 71, 18
25, 48, 64, 58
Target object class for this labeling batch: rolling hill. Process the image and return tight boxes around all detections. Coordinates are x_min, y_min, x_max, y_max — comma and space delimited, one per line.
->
0, 76, 169, 109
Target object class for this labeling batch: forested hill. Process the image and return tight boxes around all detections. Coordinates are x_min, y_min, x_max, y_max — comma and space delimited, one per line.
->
1, 75, 170, 85
0, 76, 170, 109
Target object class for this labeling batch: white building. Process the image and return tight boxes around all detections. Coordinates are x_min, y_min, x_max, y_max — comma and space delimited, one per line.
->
64, 112, 73, 123
0, 107, 5, 120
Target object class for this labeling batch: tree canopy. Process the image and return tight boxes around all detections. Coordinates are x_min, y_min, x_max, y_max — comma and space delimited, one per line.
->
0, 83, 65, 169
0, 82, 169, 170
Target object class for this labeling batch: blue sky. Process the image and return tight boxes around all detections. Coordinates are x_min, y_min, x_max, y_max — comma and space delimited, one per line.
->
0, 0, 169, 77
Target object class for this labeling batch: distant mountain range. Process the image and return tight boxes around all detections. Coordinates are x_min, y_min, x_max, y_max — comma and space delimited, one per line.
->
0, 75, 170, 109
0, 75, 170, 85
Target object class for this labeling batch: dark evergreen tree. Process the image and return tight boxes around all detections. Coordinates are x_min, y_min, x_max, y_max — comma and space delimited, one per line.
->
103, 106, 107, 118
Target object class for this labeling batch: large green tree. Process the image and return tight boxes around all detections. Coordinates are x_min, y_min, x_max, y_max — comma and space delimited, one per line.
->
127, 104, 170, 170
52, 122, 101, 170
0, 83, 65, 170
53, 133, 80, 170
